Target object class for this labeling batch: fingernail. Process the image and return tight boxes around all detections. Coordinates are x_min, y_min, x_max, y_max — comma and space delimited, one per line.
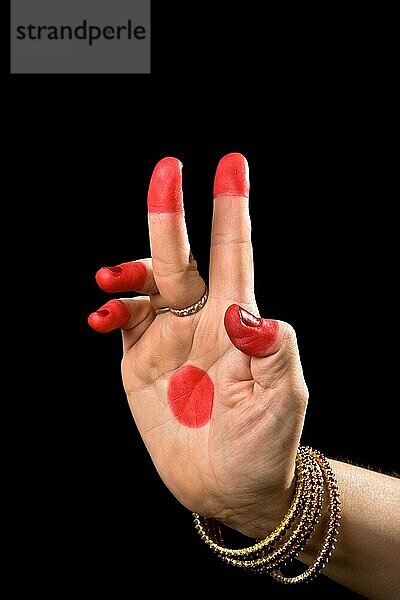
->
238, 307, 261, 327
104, 266, 123, 276
214, 153, 249, 198
96, 309, 110, 317
148, 157, 183, 213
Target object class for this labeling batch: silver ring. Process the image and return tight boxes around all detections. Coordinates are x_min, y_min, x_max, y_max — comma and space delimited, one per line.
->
155, 286, 208, 317
170, 286, 208, 317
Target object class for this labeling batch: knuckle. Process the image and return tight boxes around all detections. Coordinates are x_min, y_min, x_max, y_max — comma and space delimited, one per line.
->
153, 255, 199, 280
278, 322, 299, 360
281, 321, 297, 343
289, 379, 309, 409
211, 235, 252, 248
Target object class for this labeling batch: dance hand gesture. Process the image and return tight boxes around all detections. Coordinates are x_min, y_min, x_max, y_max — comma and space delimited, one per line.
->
89, 154, 308, 538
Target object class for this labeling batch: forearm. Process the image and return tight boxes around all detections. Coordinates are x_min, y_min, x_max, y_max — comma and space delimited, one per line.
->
298, 460, 400, 599
223, 459, 400, 598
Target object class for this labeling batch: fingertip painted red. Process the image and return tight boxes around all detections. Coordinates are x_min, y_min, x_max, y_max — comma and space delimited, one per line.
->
168, 365, 214, 428
96, 261, 147, 293
214, 153, 249, 198
88, 299, 130, 333
224, 304, 279, 357
147, 157, 183, 213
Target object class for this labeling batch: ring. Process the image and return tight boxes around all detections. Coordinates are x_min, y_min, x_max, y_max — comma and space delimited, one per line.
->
155, 286, 208, 317
155, 306, 170, 315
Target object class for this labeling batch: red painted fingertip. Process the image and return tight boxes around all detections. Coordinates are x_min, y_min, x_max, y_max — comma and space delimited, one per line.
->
147, 157, 183, 213
224, 304, 279, 357
88, 299, 130, 333
214, 153, 249, 198
95, 261, 147, 293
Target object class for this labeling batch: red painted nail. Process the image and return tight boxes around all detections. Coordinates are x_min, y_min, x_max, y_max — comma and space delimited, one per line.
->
95, 261, 147, 293
147, 157, 183, 213
214, 153, 249, 198
104, 266, 123, 275
88, 300, 129, 333
238, 307, 261, 327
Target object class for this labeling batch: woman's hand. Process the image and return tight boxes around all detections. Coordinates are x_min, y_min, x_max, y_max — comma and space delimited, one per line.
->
88, 154, 308, 538
88, 154, 400, 599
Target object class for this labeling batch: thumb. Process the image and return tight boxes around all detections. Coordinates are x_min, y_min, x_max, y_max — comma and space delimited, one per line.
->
224, 304, 305, 393
224, 304, 280, 357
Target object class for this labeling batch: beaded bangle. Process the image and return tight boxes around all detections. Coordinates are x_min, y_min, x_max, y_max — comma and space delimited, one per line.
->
271, 449, 341, 584
193, 446, 341, 584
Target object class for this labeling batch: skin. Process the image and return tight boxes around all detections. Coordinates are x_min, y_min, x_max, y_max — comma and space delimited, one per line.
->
96, 261, 147, 294
167, 365, 214, 428
88, 153, 400, 599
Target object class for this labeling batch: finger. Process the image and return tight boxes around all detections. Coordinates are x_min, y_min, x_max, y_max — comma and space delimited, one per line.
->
95, 258, 158, 295
88, 300, 130, 333
224, 304, 303, 391
87, 297, 155, 347
120, 297, 156, 352
210, 153, 254, 304
147, 157, 206, 309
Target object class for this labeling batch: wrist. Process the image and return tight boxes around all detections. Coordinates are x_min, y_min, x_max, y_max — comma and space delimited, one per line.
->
215, 477, 297, 539
194, 447, 342, 586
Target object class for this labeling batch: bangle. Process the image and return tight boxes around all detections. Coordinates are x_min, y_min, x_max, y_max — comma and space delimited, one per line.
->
193, 446, 341, 583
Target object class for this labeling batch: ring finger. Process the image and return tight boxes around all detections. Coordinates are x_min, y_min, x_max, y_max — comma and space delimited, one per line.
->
96, 257, 167, 309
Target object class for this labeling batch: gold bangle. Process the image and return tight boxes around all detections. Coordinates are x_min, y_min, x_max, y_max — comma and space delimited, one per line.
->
270, 448, 341, 584
193, 446, 341, 584
199, 449, 324, 573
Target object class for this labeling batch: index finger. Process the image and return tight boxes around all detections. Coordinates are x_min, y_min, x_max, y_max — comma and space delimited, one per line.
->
147, 157, 205, 310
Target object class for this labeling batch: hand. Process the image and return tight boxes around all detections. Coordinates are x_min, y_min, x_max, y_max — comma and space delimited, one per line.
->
88, 154, 308, 538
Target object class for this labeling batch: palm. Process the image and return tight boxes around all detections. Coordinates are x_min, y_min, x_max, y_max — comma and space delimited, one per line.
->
91, 155, 307, 533
124, 294, 303, 519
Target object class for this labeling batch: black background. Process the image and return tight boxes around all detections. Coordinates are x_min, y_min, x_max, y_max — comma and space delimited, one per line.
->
10, 2, 396, 597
